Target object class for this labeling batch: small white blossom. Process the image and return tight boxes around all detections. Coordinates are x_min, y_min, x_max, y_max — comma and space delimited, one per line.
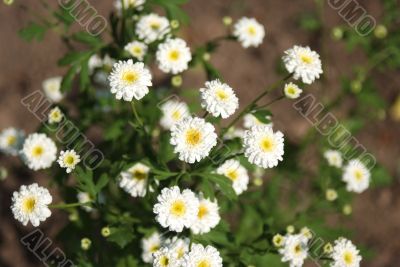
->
183, 243, 223, 267
160, 100, 190, 130
284, 82, 303, 99
342, 159, 370, 193
0, 127, 24, 156
48, 106, 64, 124
136, 13, 170, 44
233, 17, 265, 48
190, 195, 221, 234
57, 150, 80, 173
42, 76, 64, 103
156, 38, 192, 74
324, 150, 343, 168
330, 238, 362, 267
21, 133, 57, 170
217, 159, 249, 195
125, 41, 148, 61
119, 163, 151, 197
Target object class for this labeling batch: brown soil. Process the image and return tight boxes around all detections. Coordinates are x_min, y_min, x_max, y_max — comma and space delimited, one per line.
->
0, 0, 399, 266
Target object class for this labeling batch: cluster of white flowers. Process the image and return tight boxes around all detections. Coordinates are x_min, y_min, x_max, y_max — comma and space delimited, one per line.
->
143, 234, 222, 267
283, 45, 323, 84
21, 133, 57, 170
119, 162, 151, 197
0, 127, 24, 156
153, 186, 220, 234
11, 183, 52, 227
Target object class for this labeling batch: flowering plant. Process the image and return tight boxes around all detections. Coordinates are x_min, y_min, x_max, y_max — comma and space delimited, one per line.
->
1, 0, 396, 266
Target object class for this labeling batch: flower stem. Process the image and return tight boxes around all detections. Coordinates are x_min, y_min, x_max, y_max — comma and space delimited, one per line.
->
131, 101, 143, 127
50, 202, 91, 209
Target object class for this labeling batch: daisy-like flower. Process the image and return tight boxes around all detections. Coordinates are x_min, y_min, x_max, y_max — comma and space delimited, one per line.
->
57, 150, 80, 173
273, 234, 285, 247
156, 38, 192, 74
165, 237, 190, 265
233, 17, 265, 48
136, 13, 170, 44
11, 183, 52, 227
330, 238, 362, 267
88, 54, 103, 73
282, 45, 323, 84
279, 234, 309, 267
217, 159, 249, 195
142, 232, 163, 264
114, 0, 145, 11
170, 117, 217, 164
160, 100, 190, 130
0, 127, 24, 156
153, 247, 178, 267
342, 159, 370, 193
153, 186, 199, 232
42, 76, 64, 103
124, 41, 148, 61
119, 162, 150, 197
243, 125, 284, 169
48, 106, 64, 124
324, 150, 343, 168
183, 243, 223, 267
21, 133, 57, 170
190, 195, 221, 234
77, 192, 93, 212
108, 60, 152, 101
284, 82, 303, 99
200, 79, 239, 119
243, 114, 273, 129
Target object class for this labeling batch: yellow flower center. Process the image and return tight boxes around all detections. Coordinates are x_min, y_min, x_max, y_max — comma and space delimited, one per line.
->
176, 247, 185, 259
247, 26, 257, 36
170, 200, 186, 217
354, 169, 363, 181
159, 255, 169, 266
226, 169, 238, 181
301, 54, 313, 64
259, 136, 275, 152
150, 244, 159, 252
287, 86, 296, 95
168, 50, 181, 61
171, 110, 181, 121
215, 88, 229, 101
150, 22, 161, 30
64, 155, 76, 165
197, 204, 209, 219
22, 197, 36, 213
6, 135, 17, 146
51, 111, 61, 120
185, 128, 202, 146
343, 251, 354, 264
294, 244, 302, 254
197, 260, 211, 267
31, 146, 44, 157
122, 71, 139, 84
131, 169, 147, 180
132, 46, 142, 55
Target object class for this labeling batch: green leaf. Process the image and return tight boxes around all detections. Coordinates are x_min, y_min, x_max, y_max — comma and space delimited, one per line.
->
61, 64, 79, 93
72, 32, 102, 47
201, 173, 237, 200
251, 109, 272, 124
371, 166, 392, 187
19, 23, 47, 42
58, 51, 92, 66
108, 225, 135, 248
95, 173, 109, 192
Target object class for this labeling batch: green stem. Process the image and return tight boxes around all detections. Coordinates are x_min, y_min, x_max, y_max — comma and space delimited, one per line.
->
130, 101, 143, 127
255, 95, 285, 110
50, 202, 91, 209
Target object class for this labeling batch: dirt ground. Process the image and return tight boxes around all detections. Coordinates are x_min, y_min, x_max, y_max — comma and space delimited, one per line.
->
0, 0, 399, 266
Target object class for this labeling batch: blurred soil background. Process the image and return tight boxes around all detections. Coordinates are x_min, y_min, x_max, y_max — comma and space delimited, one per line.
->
0, 0, 399, 266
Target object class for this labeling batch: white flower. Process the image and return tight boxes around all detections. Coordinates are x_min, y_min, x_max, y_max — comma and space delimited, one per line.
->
243, 125, 284, 169
11, 183, 52, 227
136, 13, 170, 44
142, 232, 163, 264
21, 133, 57, 170
324, 150, 343, 168
330, 238, 362, 267
156, 38, 192, 74
233, 17, 265, 48
48, 107, 64, 124
170, 117, 217, 163
165, 237, 190, 265
77, 192, 93, 212
125, 41, 148, 61
108, 60, 152, 101
0, 127, 24, 156
243, 114, 273, 129
183, 243, 223, 267
223, 127, 245, 140
160, 100, 190, 130
282, 45, 323, 84
88, 54, 103, 73
217, 159, 249, 195
200, 79, 239, 118
114, 0, 145, 11
190, 195, 220, 234
342, 159, 370, 193
153, 247, 178, 267
279, 234, 309, 267
119, 162, 150, 197
153, 186, 199, 232
57, 150, 80, 173
284, 82, 303, 99
42, 76, 64, 103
